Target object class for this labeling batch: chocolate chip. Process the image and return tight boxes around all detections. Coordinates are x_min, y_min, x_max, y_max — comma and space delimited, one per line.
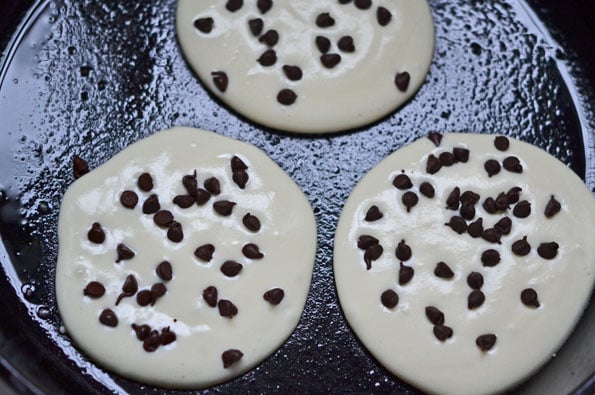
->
476, 334, 497, 351
460, 191, 480, 205
381, 290, 399, 309
445, 216, 467, 234
132, 324, 151, 341
439, 152, 455, 167
222, 349, 243, 368
83, 281, 105, 298
160, 327, 176, 345
395, 240, 412, 261
399, 263, 414, 285
263, 288, 285, 305
512, 236, 531, 256
481, 249, 500, 267
213, 200, 236, 216
259, 30, 279, 47
426, 154, 441, 174
446, 187, 461, 210
494, 136, 510, 151
494, 216, 512, 235
120, 190, 138, 209
143, 194, 161, 214
513, 200, 531, 218
503, 156, 523, 173
433, 325, 453, 341
182, 170, 198, 196
257, 0, 273, 14
116, 274, 138, 305
194, 17, 214, 33
173, 195, 195, 209
425, 306, 445, 325
484, 159, 501, 177
376, 6, 392, 26
427, 132, 442, 147
225, 0, 243, 12
283, 65, 303, 81
315, 36, 331, 53
195, 188, 211, 205
338, 36, 355, 52
364, 244, 383, 270
116, 243, 135, 263
195, 244, 215, 262
137, 173, 153, 192
459, 202, 476, 220
257, 49, 277, 66
154, 210, 174, 227
143, 330, 161, 352
453, 147, 470, 163
365, 205, 383, 221
402, 191, 418, 212
521, 288, 540, 308
544, 195, 561, 218
316, 12, 335, 28
211, 71, 228, 93
231, 156, 247, 172
419, 182, 435, 198
248, 18, 264, 37
243, 213, 261, 232
394, 72, 410, 92
232, 170, 249, 188
321, 53, 341, 68
242, 243, 264, 259
204, 177, 221, 195
494, 192, 510, 211
481, 227, 502, 244
150, 283, 167, 305
156, 261, 173, 281
467, 218, 483, 238
434, 261, 454, 279
357, 235, 379, 250
393, 173, 412, 190
483, 197, 497, 214
467, 272, 484, 290
537, 242, 559, 259
167, 222, 184, 243
203, 286, 218, 307
355, 0, 372, 10
136, 290, 152, 306
221, 261, 243, 277
99, 309, 118, 327
277, 89, 297, 105
88, 222, 106, 244
468, 290, 485, 309
73, 155, 89, 179
218, 299, 238, 318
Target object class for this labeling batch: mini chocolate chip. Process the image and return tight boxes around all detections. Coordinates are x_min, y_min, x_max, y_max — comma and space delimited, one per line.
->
481, 249, 501, 267
194, 17, 214, 33
394, 72, 410, 92
494, 192, 510, 211
204, 177, 221, 195
222, 349, 243, 368
120, 190, 138, 209
173, 195, 195, 208
476, 334, 497, 351
419, 182, 435, 198
218, 299, 238, 318
453, 147, 470, 163
484, 159, 501, 177
468, 290, 485, 309
376, 6, 392, 26
521, 288, 540, 308
426, 154, 441, 174
259, 29, 279, 47
395, 240, 412, 261
446, 187, 461, 210
263, 288, 285, 305
338, 36, 355, 52
213, 200, 236, 216
315, 36, 331, 53
203, 286, 218, 307
282, 65, 303, 81
537, 242, 559, 259
249, 18, 264, 37
242, 243, 264, 259
195, 244, 215, 262
483, 197, 497, 214
434, 262, 454, 279
221, 261, 243, 277
393, 173, 412, 190
73, 155, 89, 179
381, 290, 399, 309
467, 218, 483, 238
433, 325, 453, 341
355, 0, 372, 9
365, 205, 383, 221
116, 243, 135, 263
137, 173, 153, 192
402, 191, 419, 212
225, 0, 243, 12
232, 170, 249, 188
467, 272, 484, 290
211, 71, 228, 93
338, 0, 352, 4
425, 306, 445, 325
156, 261, 173, 281
196, 188, 211, 205
439, 152, 455, 167
513, 200, 531, 218
150, 283, 167, 305
99, 309, 118, 327
481, 227, 502, 244
257, 0, 273, 14
121, 274, 138, 294
503, 156, 523, 173
494, 217, 512, 235
544, 195, 561, 218
321, 53, 341, 68
83, 281, 105, 298
231, 156, 248, 172
506, 186, 522, 204
154, 210, 174, 227
167, 222, 184, 243
399, 263, 414, 285
459, 202, 476, 220
132, 324, 151, 341
316, 12, 335, 28
364, 244, 383, 270
357, 235, 379, 250
143, 194, 161, 214
494, 136, 510, 151
277, 89, 297, 105
257, 49, 277, 66
88, 222, 106, 244
160, 327, 176, 345
460, 191, 481, 205
143, 330, 161, 352
512, 236, 531, 256
136, 290, 152, 306
427, 132, 442, 147
445, 216, 467, 234
243, 213, 261, 232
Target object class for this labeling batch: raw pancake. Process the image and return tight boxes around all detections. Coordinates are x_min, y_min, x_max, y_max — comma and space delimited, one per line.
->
55, 127, 317, 389
333, 133, 595, 395
176, 0, 434, 134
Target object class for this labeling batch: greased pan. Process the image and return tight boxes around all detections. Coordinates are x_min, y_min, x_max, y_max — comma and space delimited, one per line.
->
0, 0, 593, 394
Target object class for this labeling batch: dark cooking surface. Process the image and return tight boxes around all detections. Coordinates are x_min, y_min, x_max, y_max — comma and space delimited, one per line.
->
0, 0, 594, 394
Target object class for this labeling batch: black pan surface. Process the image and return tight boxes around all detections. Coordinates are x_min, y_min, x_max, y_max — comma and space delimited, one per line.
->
0, 0, 594, 394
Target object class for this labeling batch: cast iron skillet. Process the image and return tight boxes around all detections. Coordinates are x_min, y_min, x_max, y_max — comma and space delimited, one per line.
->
0, 0, 594, 394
